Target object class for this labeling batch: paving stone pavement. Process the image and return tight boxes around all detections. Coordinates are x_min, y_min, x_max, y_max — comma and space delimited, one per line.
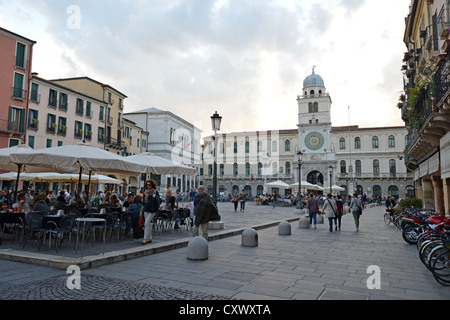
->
1, 201, 450, 302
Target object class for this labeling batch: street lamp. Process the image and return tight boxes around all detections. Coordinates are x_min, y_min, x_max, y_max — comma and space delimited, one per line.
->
297, 150, 303, 208
211, 111, 222, 214
329, 165, 333, 195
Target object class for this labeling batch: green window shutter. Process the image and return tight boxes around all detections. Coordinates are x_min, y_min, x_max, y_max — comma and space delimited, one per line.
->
28, 136, 35, 149
15, 43, 25, 68
18, 109, 25, 133
13, 73, 24, 98
7, 106, 12, 131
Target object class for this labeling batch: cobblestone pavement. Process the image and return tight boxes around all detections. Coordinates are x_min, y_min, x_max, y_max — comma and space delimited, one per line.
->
0, 273, 232, 300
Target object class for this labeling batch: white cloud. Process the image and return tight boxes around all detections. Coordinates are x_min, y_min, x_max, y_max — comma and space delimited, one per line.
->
0, 0, 410, 137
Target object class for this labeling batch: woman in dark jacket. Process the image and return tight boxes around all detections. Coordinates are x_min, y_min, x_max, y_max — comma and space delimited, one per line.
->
140, 180, 161, 245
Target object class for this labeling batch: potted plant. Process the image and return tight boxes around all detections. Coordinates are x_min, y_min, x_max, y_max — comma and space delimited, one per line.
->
61, 125, 67, 132
51, 123, 56, 129
32, 118, 39, 126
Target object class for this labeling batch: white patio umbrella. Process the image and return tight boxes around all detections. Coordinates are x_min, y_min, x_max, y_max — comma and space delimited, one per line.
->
9, 143, 148, 203
126, 153, 197, 175
264, 180, 290, 188
289, 181, 319, 190
323, 185, 346, 193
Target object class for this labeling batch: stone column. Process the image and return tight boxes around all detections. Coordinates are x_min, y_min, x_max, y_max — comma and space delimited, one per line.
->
443, 178, 450, 217
422, 178, 434, 210
432, 176, 444, 215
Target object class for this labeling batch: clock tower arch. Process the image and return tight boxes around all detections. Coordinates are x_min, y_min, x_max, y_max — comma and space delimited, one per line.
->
297, 67, 336, 190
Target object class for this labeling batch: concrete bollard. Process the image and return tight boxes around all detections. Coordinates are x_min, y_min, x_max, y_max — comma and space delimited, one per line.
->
278, 221, 291, 235
298, 216, 310, 229
241, 228, 258, 247
187, 236, 208, 260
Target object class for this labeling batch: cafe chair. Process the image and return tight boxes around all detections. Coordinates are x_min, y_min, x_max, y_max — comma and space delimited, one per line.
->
20, 211, 45, 250
44, 214, 76, 252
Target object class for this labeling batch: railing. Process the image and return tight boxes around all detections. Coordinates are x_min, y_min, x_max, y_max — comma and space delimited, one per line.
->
105, 137, 124, 149
337, 172, 413, 179
297, 93, 330, 100
12, 87, 26, 100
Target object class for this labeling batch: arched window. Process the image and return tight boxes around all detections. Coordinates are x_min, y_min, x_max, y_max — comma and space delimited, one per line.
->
245, 162, 250, 175
373, 159, 380, 175
354, 137, 361, 149
285, 162, 291, 175
388, 135, 395, 148
244, 185, 252, 195
233, 163, 238, 176
310, 90, 315, 95
285, 140, 290, 152
257, 185, 264, 195
406, 185, 415, 197
372, 136, 379, 148
308, 102, 313, 113
339, 138, 346, 150
388, 185, 399, 197
373, 185, 382, 197
234, 142, 238, 153
245, 141, 250, 153
313, 102, 318, 112
340, 160, 346, 173
389, 159, 396, 177
258, 162, 263, 175
257, 141, 262, 152
355, 160, 361, 174
219, 164, 224, 176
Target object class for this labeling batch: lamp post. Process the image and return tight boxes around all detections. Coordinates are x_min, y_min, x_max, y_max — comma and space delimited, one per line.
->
211, 111, 222, 212
297, 150, 303, 208
329, 165, 333, 195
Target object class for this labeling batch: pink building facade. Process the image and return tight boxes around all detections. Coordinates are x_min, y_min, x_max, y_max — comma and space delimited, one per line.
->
0, 28, 36, 148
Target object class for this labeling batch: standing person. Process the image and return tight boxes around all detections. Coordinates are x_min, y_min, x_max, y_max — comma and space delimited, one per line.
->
165, 185, 172, 204
306, 193, 319, 229
193, 185, 215, 241
350, 192, 363, 231
239, 190, 247, 212
140, 179, 161, 245
335, 195, 344, 231
232, 189, 239, 212
272, 190, 277, 208
322, 193, 337, 232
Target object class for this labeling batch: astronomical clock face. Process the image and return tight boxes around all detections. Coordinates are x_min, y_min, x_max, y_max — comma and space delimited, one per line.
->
305, 132, 324, 151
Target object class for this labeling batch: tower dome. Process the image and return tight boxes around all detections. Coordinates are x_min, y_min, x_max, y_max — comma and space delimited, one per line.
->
303, 68, 324, 88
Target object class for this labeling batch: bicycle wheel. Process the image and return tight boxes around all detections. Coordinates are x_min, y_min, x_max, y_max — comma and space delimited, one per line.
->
431, 251, 450, 286
402, 225, 419, 244
428, 245, 445, 270
384, 212, 391, 225
417, 232, 430, 250
394, 214, 403, 230
420, 240, 442, 271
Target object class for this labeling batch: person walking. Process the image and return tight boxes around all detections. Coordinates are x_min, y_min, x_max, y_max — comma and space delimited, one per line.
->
335, 195, 344, 231
140, 179, 161, 245
350, 192, 363, 231
272, 190, 277, 208
239, 190, 247, 212
232, 189, 239, 212
322, 193, 337, 232
306, 193, 319, 229
193, 185, 215, 241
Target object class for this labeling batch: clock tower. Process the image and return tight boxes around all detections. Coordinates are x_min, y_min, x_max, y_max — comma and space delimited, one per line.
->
297, 68, 336, 188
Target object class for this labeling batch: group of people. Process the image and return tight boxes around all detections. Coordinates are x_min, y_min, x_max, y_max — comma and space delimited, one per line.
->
231, 189, 248, 212
306, 192, 364, 232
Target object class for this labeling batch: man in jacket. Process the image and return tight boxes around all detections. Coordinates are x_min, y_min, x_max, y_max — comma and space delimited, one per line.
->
306, 193, 319, 229
193, 185, 215, 241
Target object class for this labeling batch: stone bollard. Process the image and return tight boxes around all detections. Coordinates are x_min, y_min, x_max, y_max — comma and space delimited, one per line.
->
278, 221, 291, 235
187, 236, 208, 260
298, 216, 310, 229
241, 228, 258, 247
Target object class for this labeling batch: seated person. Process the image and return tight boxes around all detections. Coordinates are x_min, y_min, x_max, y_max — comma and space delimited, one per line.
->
128, 195, 143, 238
110, 194, 123, 208
14, 193, 31, 214
32, 192, 50, 214
385, 195, 396, 216
74, 193, 85, 208
0, 189, 12, 207
123, 193, 134, 209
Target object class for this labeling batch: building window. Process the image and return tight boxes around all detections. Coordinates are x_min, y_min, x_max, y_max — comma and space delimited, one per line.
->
340, 160, 346, 173
246, 162, 250, 175
372, 136, 379, 148
13, 73, 25, 99
406, 185, 415, 197
76, 98, 84, 116
354, 137, 361, 149
373, 185, 382, 197
48, 89, 57, 107
388, 135, 395, 148
258, 162, 262, 175
75, 121, 83, 138
220, 143, 224, 153
8, 106, 25, 133
208, 164, 212, 176
257, 141, 262, 152
15, 42, 26, 69
257, 185, 264, 195
59, 93, 68, 111
98, 127, 105, 143
99, 106, 105, 121
285, 140, 290, 152
58, 117, 67, 136
46, 139, 52, 148
47, 114, 56, 133
339, 138, 346, 150
220, 164, 224, 176
355, 160, 361, 174
86, 101, 92, 118
84, 123, 92, 140
233, 163, 238, 176
388, 185, 399, 197
373, 159, 380, 175
28, 109, 39, 130
234, 142, 238, 153
30, 83, 40, 103
245, 141, 250, 153
28, 136, 35, 149
286, 162, 291, 175
389, 159, 396, 177
9, 139, 20, 147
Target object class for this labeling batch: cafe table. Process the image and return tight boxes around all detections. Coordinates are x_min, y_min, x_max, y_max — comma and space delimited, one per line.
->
75, 217, 106, 258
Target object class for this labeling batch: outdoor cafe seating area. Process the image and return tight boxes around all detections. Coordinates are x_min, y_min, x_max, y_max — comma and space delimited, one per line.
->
0, 201, 194, 256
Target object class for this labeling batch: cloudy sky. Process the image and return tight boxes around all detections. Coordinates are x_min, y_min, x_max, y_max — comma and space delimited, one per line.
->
0, 0, 411, 137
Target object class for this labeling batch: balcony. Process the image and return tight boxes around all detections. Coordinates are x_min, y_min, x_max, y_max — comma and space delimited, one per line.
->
337, 172, 413, 180
105, 137, 125, 150
0, 119, 24, 135
438, 6, 450, 40
404, 52, 450, 167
